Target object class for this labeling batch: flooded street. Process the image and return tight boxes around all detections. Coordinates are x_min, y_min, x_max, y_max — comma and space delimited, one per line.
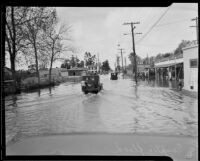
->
5, 74, 198, 145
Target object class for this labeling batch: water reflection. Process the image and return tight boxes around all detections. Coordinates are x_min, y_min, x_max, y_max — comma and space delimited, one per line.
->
49, 87, 52, 95
37, 89, 41, 97
48, 86, 55, 97
82, 94, 105, 131
5, 75, 198, 145
134, 84, 139, 99
11, 95, 17, 108
133, 118, 139, 133
5, 95, 20, 145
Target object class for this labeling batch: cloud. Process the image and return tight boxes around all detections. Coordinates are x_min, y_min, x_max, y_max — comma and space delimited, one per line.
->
55, 4, 198, 69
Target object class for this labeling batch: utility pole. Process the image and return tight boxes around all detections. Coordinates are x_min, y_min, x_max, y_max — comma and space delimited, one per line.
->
117, 46, 125, 73
123, 22, 141, 83
97, 53, 100, 73
174, 54, 177, 81
121, 50, 124, 71
119, 48, 125, 71
190, 17, 198, 43
116, 55, 120, 72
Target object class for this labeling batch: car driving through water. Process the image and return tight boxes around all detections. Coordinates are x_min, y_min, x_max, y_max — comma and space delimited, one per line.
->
81, 74, 103, 94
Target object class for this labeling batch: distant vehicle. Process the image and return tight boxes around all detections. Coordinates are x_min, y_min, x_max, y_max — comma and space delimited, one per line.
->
110, 72, 118, 80
81, 74, 103, 94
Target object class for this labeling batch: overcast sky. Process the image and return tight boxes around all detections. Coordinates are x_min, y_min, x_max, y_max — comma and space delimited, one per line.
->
55, 3, 198, 69
6, 3, 197, 70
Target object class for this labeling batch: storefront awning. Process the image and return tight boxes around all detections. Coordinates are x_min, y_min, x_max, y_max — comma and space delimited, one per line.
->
155, 62, 183, 68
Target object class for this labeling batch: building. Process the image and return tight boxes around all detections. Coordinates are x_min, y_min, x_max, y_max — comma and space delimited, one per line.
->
182, 40, 198, 92
60, 68, 68, 77
154, 54, 183, 80
39, 68, 62, 78
137, 64, 150, 73
87, 65, 97, 73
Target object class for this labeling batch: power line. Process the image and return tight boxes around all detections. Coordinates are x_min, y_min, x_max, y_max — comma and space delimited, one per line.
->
136, 5, 172, 44
123, 22, 141, 83
137, 43, 178, 47
155, 18, 190, 27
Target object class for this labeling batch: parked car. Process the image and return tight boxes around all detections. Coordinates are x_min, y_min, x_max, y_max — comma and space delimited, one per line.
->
110, 72, 118, 80
81, 74, 103, 94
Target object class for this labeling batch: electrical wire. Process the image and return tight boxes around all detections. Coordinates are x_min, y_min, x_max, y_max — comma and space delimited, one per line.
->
136, 5, 172, 44
137, 43, 178, 47
155, 18, 190, 27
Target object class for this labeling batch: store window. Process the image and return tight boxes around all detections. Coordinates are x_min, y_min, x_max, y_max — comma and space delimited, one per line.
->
190, 59, 198, 68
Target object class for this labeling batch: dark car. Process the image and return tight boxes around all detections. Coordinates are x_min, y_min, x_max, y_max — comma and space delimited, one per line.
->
110, 72, 118, 80
81, 75, 103, 94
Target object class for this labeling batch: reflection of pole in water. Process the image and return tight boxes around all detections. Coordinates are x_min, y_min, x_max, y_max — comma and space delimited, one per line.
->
11, 95, 18, 114
12, 95, 18, 107
168, 79, 172, 88
49, 87, 52, 95
134, 84, 139, 99
7, 95, 18, 114
133, 118, 138, 133
37, 89, 41, 97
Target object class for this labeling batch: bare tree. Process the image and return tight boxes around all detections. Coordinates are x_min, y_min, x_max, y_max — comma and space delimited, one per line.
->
22, 7, 56, 86
5, 7, 31, 91
38, 51, 50, 69
5, 7, 73, 87
42, 12, 73, 83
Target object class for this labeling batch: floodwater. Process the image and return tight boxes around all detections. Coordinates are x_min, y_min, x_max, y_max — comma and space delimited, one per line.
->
5, 74, 198, 145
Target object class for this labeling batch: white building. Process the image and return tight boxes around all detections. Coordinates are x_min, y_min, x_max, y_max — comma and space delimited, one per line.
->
60, 68, 69, 77
39, 68, 62, 78
87, 65, 97, 73
182, 40, 198, 92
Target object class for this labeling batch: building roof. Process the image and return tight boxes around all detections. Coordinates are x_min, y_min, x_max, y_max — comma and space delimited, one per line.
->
182, 40, 198, 51
137, 64, 150, 68
68, 67, 88, 71
87, 65, 97, 67
60, 68, 68, 72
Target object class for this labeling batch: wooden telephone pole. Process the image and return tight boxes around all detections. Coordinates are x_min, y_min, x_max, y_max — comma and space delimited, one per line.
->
123, 22, 141, 83
190, 17, 199, 43
118, 48, 125, 72
117, 44, 125, 72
